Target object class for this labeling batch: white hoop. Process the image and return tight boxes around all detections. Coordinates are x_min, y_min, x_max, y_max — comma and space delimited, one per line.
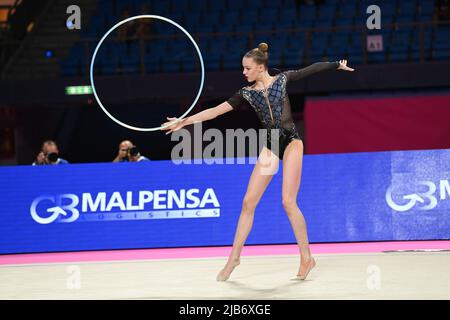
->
89, 15, 205, 132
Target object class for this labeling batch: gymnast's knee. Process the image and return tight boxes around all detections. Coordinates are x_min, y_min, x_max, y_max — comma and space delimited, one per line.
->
282, 196, 298, 213
242, 195, 258, 213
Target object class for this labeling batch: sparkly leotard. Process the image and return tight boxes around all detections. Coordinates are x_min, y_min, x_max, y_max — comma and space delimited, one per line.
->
227, 61, 340, 159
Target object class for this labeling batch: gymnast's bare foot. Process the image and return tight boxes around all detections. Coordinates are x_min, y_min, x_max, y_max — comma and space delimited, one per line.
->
296, 256, 316, 280
216, 258, 240, 281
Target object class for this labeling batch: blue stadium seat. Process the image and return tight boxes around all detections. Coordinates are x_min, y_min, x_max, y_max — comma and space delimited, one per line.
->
390, 31, 411, 46
196, 24, 215, 33
119, 59, 140, 74
217, 23, 234, 33
184, 13, 201, 29
161, 58, 181, 73
222, 11, 240, 25
151, 0, 171, 15
144, 56, 161, 73
347, 54, 363, 65
314, 19, 334, 28
279, 8, 298, 22
432, 50, 450, 60
416, 14, 433, 22
171, 0, 189, 12
181, 56, 198, 72
259, 9, 279, 23
325, 46, 347, 58
201, 12, 221, 27
208, 0, 226, 11
299, 5, 316, 21
226, 0, 245, 11
243, 10, 259, 24
329, 34, 349, 51
396, 15, 415, 24
271, 36, 289, 49
334, 18, 354, 27
338, 3, 357, 19
293, 19, 314, 28
367, 52, 386, 63
419, 0, 435, 16
288, 32, 306, 48
282, 0, 297, 10
283, 50, 304, 67
258, 20, 274, 31
223, 54, 242, 69
265, 0, 281, 10
237, 23, 255, 33
317, 4, 336, 21
227, 37, 248, 53
204, 53, 222, 71
269, 51, 283, 67
190, 0, 206, 12
206, 38, 227, 54
277, 19, 294, 30
245, 0, 263, 10
433, 41, 450, 51
397, 2, 417, 16
347, 42, 363, 56
410, 36, 432, 53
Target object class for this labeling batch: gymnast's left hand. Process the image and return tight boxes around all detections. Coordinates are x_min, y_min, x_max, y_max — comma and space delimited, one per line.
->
337, 59, 354, 71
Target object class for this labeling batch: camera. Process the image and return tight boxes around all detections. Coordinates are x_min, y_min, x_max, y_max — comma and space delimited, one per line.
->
120, 146, 139, 161
46, 152, 59, 163
129, 146, 139, 157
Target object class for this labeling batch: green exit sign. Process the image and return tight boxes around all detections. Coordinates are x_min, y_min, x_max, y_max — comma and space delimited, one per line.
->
65, 86, 93, 95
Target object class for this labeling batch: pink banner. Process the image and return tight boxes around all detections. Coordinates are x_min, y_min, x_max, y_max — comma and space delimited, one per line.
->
304, 94, 450, 154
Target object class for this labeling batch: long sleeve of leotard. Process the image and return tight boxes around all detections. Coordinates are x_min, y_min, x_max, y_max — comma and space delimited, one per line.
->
227, 89, 248, 110
285, 61, 339, 81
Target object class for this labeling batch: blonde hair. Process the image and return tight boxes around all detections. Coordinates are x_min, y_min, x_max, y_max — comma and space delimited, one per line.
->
244, 42, 269, 69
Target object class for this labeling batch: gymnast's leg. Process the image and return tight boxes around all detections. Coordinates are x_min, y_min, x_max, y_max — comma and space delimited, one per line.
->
281, 139, 316, 280
216, 147, 279, 281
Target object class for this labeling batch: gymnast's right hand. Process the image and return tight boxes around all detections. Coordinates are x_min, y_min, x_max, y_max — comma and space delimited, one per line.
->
160, 117, 186, 135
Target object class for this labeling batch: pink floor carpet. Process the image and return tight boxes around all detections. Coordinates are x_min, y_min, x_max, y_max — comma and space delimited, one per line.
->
0, 241, 448, 266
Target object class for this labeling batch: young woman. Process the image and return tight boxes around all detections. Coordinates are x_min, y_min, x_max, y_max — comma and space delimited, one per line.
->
161, 43, 354, 281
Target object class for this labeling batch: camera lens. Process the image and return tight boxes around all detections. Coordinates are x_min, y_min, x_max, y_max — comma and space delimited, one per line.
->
129, 146, 139, 157
47, 152, 58, 163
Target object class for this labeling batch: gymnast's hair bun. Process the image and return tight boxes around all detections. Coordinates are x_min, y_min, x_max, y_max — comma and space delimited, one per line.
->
258, 42, 269, 53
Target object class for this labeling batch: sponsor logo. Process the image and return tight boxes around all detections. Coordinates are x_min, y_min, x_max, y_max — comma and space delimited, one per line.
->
386, 180, 450, 212
30, 188, 220, 224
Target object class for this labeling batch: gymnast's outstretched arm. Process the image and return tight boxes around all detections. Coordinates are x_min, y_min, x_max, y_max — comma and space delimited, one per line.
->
286, 59, 354, 81
161, 102, 234, 135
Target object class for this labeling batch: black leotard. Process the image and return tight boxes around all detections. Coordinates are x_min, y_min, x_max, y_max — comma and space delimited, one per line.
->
227, 61, 339, 160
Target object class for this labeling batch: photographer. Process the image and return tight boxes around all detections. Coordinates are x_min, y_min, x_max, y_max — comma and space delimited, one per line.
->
112, 140, 133, 162
112, 140, 150, 162
32, 140, 69, 165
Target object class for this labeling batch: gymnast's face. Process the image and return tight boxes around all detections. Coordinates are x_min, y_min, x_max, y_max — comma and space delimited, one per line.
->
242, 57, 265, 82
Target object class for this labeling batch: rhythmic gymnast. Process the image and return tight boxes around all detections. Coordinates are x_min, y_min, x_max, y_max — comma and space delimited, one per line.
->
162, 43, 354, 281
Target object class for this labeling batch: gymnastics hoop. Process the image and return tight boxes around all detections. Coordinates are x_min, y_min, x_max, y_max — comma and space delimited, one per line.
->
89, 15, 205, 132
